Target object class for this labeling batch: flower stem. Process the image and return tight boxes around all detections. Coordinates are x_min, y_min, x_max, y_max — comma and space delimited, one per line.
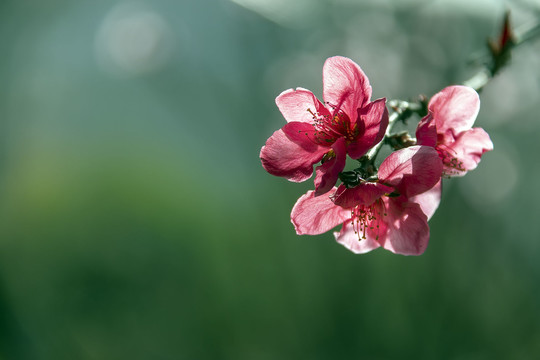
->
464, 14, 540, 92
341, 14, 540, 186
372, 13, 540, 160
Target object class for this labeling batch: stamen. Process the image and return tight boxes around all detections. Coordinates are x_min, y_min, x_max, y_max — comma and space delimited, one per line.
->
306, 106, 357, 144
351, 199, 387, 242
436, 144, 465, 176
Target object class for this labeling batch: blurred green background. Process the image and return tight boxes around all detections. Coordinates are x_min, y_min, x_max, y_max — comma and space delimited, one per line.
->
1, 0, 540, 359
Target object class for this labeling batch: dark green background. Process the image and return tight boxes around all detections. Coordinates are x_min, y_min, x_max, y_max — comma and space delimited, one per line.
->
1, 0, 539, 359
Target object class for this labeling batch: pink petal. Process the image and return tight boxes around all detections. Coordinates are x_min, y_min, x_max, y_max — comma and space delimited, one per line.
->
275, 87, 330, 123
347, 98, 389, 159
379, 198, 430, 256
408, 180, 442, 220
281, 120, 322, 146
429, 85, 480, 135
444, 127, 493, 175
334, 220, 381, 254
415, 113, 437, 147
378, 146, 443, 198
291, 190, 350, 235
314, 138, 347, 196
260, 123, 328, 182
331, 182, 392, 209
322, 56, 372, 122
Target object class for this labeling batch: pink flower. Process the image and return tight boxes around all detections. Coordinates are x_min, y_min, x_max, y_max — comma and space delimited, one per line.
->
416, 85, 493, 176
291, 146, 443, 256
260, 56, 388, 195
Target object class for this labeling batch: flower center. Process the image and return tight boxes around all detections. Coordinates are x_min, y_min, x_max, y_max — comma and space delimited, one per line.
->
436, 144, 465, 176
307, 107, 358, 144
350, 199, 386, 241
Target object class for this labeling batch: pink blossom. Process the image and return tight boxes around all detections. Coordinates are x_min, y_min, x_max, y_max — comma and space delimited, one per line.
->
291, 146, 442, 256
416, 85, 493, 176
260, 56, 388, 195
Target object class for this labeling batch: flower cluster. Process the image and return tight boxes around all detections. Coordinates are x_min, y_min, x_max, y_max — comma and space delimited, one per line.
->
260, 56, 493, 256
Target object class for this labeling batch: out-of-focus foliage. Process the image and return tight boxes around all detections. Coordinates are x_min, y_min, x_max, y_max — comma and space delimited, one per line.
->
0, 0, 539, 359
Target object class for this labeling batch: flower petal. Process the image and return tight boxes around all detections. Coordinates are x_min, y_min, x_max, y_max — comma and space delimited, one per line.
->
444, 127, 493, 175
334, 220, 381, 254
378, 145, 443, 198
408, 180, 442, 220
347, 98, 389, 159
291, 189, 350, 235
275, 87, 330, 123
379, 198, 430, 256
429, 85, 480, 135
331, 182, 392, 208
281, 121, 322, 146
415, 113, 437, 147
260, 123, 328, 182
322, 56, 372, 121
314, 138, 347, 196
